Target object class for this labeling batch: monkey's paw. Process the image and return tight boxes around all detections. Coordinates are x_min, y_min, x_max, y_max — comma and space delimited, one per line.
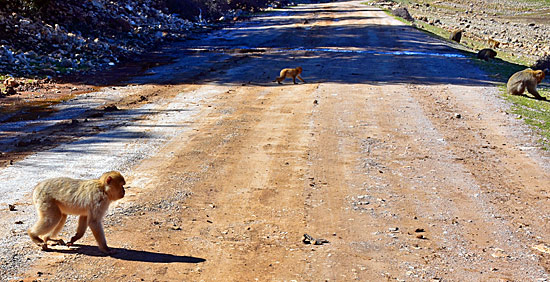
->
100, 247, 116, 256
50, 239, 66, 246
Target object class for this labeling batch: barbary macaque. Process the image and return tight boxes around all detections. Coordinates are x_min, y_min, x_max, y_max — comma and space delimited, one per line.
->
487, 38, 500, 49
449, 29, 462, 43
477, 48, 497, 61
507, 68, 546, 100
28, 171, 126, 254
274, 67, 305, 84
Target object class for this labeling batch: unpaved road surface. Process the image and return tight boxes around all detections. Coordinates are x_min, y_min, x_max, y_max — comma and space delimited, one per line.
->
2, 1, 550, 281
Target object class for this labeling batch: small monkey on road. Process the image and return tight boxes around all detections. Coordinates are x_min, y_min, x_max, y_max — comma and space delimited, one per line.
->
28, 171, 126, 254
274, 66, 305, 84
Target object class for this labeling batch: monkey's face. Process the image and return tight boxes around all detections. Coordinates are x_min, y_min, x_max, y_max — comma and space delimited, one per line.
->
106, 175, 126, 201
535, 71, 545, 83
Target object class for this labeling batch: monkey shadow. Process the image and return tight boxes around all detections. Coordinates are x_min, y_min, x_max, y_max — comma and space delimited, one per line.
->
514, 93, 549, 102
50, 244, 206, 263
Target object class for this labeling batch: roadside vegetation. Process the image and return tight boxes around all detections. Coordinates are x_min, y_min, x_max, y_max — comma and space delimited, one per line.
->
374, 0, 550, 150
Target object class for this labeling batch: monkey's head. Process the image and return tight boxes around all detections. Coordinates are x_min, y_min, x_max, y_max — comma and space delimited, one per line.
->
296, 66, 303, 73
101, 171, 126, 201
534, 70, 545, 84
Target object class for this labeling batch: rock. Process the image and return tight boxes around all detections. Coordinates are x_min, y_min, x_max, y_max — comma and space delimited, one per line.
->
392, 7, 414, 22
388, 227, 399, 232
5, 87, 16, 95
58, 58, 73, 68
3, 77, 18, 88
491, 248, 508, 258
41, 68, 57, 76
111, 18, 133, 32
532, 244, 550, 254
103, 105, 119, 112
416, 234, 427, 239
302, 233, 330, 245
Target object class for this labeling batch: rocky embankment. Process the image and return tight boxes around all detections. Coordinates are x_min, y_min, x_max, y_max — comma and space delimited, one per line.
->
0, 0, 198, 78
0, 0, 291, 80
374, 0, 550, 65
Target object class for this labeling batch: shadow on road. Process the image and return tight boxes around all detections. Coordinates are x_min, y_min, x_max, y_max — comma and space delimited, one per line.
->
48, 244, 206, 263
58, 3, 527, 88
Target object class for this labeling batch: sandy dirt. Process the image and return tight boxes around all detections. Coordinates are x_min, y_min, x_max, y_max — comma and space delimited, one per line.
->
1, 1, 550, 281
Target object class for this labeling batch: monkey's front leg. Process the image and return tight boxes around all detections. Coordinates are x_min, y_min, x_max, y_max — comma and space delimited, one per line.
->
527, 85, 545, 99
67, 216, 88, 246
88, 218, 112, 254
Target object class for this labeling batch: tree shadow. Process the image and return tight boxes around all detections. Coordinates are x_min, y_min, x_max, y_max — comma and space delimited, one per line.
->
48, 0, 532, 90
48, 244, 206, 263
71, 20, 528, 89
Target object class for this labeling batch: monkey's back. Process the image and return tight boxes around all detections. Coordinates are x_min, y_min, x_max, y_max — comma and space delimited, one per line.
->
507, 71, 526, 93
279, 68, 290, 77
32, 177, 104, 215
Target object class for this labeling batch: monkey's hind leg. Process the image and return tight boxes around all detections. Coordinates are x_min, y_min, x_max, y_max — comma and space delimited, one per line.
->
28, 207, 63, 250
509, 84, 525, 96
44, 213, 68, 246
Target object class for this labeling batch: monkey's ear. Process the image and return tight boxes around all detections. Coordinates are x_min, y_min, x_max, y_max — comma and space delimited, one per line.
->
106, 176, 113, 184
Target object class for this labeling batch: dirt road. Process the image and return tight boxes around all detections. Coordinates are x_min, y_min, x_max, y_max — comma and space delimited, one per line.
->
2, 1, 550, 281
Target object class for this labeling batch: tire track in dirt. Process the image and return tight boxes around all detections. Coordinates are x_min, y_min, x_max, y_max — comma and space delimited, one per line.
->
410, 84, 550, 275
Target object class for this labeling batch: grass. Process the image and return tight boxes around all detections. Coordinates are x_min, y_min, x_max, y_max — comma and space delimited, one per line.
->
524, 0, 550, 5
503, 86, 550, 150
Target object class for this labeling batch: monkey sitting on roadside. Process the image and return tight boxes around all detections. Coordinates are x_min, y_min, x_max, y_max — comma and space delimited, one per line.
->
487, 38, 500, 49
507, 68, 547, 100
274, 67, 305, 84
449, 29, 462, 43
477, 48, 497, 61
28, 171, 126, 254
